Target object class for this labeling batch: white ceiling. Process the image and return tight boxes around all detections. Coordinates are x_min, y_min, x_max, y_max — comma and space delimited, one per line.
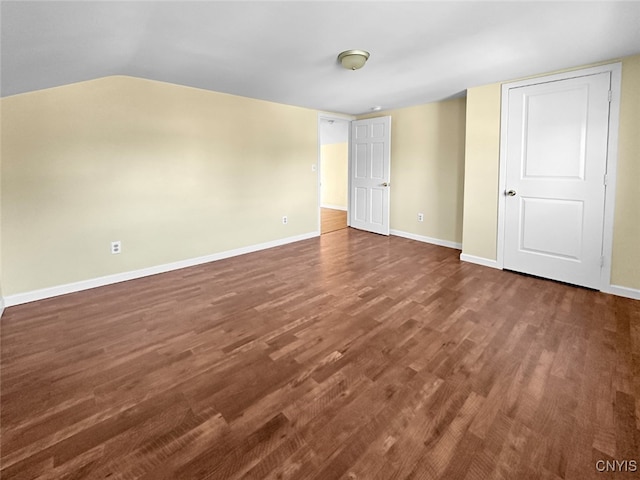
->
320, 118, 350, 145
2, 1, 639, 115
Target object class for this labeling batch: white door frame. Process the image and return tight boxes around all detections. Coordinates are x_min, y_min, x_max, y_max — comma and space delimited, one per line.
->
317, 112, 356, 233
496, 63, 622, 291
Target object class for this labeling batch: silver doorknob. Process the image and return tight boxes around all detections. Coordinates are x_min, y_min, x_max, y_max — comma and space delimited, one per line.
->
381, 182, 390, 187
506, 189, 517, 197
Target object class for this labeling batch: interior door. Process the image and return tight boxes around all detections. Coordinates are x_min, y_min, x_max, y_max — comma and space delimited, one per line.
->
503, 72, 611, 289
350, 116, 391, 235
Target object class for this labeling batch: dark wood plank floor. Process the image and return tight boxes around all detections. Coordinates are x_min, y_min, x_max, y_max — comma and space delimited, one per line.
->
1, 229, 638, 479
321, 208, 347, 234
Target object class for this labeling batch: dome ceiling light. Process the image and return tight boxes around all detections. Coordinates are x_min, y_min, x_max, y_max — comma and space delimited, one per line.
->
337, 50, 370, 70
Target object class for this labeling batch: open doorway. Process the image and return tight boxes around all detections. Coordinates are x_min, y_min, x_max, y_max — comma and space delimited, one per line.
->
319, 117, 350, 234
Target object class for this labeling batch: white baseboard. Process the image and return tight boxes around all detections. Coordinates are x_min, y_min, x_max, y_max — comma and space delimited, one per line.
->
459, 253, 501, 269
4, 231, 320, 307
321, 204, 347, 212
0, 296, 5, 318
7, 230, 637, 307
602, 284, 640, 301
390, 229, 462, 250
458, 255, 640, 301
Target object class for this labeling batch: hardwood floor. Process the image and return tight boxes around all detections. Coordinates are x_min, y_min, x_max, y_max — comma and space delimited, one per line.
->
1, 228, 638, 479
321, 208, 347, 234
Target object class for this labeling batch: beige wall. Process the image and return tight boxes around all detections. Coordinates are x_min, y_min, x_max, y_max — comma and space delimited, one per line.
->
1, 76, 318, 296
320, 142, 348, 209
462, 54, 640, 290
360, 98, 466, 244
611, 55, 640, 288
460, 84, 501, 259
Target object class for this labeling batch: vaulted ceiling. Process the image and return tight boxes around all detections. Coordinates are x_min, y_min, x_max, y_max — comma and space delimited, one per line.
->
2, 1, 640, 115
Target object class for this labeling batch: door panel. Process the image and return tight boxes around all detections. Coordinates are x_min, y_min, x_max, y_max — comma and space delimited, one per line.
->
355, 124, 368, 139
354, 187, 367, 222
503, 72, 610, 288
523, 87, 588, 179
371, 143, 384, 179
520, 197, 583, 260
350, 116, 391, 235
371, 188, 384, 225
355, 144, 367, 178
372, 122, 385, 138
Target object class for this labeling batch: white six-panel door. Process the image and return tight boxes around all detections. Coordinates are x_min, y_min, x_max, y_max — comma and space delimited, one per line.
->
350, 116, 391, 235
503, 72, 611, 289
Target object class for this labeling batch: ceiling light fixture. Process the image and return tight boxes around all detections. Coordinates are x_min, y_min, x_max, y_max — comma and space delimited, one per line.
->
338, 50, 370, 70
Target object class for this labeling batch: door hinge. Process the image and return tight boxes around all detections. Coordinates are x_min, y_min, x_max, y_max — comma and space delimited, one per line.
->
608, 90, 612, 102
601, 256, 605, 267
603, 174, 608, 186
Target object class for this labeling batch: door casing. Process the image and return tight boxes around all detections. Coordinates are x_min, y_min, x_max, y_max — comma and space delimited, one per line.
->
496, 63, 622, 291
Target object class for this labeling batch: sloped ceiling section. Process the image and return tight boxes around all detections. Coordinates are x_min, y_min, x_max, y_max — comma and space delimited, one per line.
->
2, 1, 640, 114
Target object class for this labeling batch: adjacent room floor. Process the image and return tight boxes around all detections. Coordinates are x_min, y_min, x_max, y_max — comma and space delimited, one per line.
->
1, 228, 638, 479
321, 207, 347, 234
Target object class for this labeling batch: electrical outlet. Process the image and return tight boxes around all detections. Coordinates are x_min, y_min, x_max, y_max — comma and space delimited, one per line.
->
282, 216, 288, 225
111, 241, 121, 254
311, 164, 317, 172
417, 213, 424, 222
